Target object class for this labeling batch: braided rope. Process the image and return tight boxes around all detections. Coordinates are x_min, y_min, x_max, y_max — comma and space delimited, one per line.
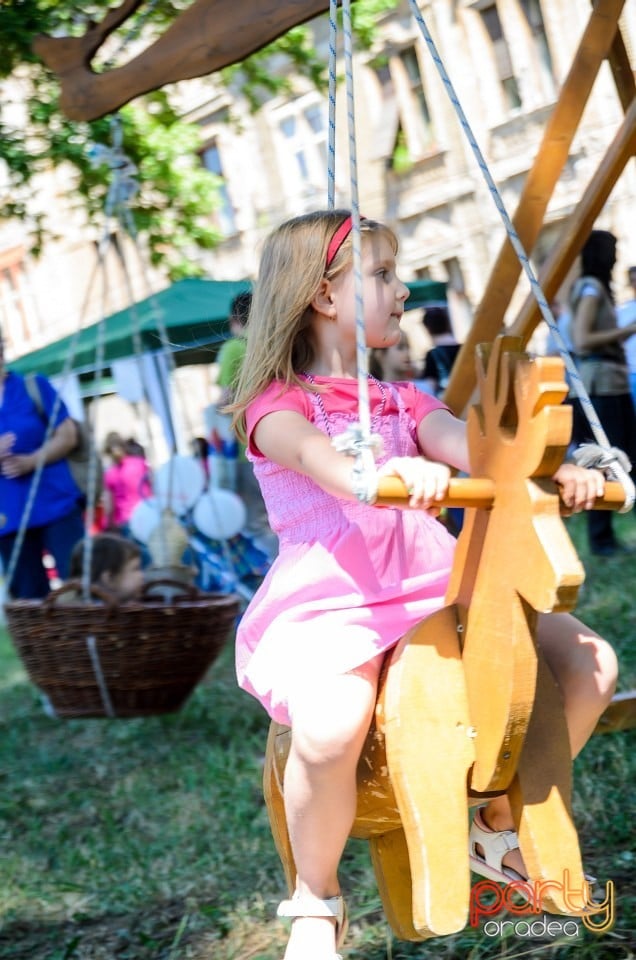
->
407, 0, 634, 512
332, 0, 383, 500
327, 0, 338, 209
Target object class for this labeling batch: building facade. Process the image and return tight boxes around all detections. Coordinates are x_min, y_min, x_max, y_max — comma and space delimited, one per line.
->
1, 0, 635, 441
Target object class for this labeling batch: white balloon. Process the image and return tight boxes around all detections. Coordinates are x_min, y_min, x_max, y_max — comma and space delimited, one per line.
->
193, 488, 247, 540
129, 498, 162, 544
154, 455, 206, 515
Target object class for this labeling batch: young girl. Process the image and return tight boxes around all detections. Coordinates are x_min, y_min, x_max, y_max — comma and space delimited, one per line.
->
231, 210, 618, 960
69, 533, 144, 602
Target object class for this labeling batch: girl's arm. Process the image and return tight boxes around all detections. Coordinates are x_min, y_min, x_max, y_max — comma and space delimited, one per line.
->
417, 409, 470, 473
254, 409, 357, 500
416, 407, 604, 511
254, 406, 604, 513
255, 408, 458, 509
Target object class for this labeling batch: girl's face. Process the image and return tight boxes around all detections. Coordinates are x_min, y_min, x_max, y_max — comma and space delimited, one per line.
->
330, 232, 409, 350
102, 555, 144, 601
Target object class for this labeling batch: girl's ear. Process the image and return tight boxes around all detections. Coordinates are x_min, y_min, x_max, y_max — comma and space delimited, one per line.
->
311, 278, 335, 318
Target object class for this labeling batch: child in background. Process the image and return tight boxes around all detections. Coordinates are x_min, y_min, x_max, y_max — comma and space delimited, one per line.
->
102, 433, 152, 534
369, 329, 414, 382
230, 210, 617, 960
69, 534, 144, 602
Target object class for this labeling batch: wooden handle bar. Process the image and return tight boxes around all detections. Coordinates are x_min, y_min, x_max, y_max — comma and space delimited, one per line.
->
375, 477, 628, 511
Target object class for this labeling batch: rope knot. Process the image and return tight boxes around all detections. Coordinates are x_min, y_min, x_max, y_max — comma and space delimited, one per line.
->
333, 424, 383, 504
572, 443, 635, 514
572, 443, 632, 477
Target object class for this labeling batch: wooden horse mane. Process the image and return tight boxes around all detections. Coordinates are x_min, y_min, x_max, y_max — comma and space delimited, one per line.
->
263, 336, 624, 940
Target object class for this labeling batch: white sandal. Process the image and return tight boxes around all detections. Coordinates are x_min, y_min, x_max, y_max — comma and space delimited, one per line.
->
469, 807, 598, 899
469, 806, 531, 888
277, 894, 348, 958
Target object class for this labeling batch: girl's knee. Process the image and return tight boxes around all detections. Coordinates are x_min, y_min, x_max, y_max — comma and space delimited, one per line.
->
290, 721, 365, 770
593, 636, 619, 702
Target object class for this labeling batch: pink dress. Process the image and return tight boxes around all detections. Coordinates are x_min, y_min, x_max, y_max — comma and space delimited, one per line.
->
235, 376, 457, 725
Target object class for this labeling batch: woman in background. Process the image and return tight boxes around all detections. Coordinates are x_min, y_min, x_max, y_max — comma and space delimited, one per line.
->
569, 229, 636, 556
0, 331, 84, 598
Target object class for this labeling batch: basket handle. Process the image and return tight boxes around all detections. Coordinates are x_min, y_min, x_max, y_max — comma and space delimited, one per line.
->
42, 580, 119, 614
140, 578, 201, 601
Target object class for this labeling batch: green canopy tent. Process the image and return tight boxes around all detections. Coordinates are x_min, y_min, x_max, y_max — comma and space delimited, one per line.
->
10, 277, 252, 378
404, 279, 447, 311
10, 277, 446, 379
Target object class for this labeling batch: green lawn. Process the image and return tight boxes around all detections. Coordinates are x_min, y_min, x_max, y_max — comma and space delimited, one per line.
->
0, 511, 634, 959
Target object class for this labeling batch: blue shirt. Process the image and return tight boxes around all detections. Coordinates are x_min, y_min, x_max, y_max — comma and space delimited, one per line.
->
0, 372, 81, 535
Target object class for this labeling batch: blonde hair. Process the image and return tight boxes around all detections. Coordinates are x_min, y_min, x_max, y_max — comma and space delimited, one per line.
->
231, 209, 398, 438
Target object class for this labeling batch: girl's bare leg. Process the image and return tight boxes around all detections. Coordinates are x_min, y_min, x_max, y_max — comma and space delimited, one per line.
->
282, 654, 384, 959
482, 612, 618, 872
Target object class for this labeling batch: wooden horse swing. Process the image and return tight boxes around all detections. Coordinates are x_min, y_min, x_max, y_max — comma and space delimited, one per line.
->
264, 333, 626, 939
30, 0, 635, 932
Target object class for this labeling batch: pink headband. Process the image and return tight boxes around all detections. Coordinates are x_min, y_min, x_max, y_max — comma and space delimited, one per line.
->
325, 214, 366, 268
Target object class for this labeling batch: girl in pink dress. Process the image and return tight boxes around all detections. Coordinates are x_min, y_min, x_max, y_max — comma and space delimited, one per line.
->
102, 433, 151, 533
231, 210, 617, 960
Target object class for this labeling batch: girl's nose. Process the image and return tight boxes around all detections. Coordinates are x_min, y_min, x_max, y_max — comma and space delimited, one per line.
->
397, 279, 409, 302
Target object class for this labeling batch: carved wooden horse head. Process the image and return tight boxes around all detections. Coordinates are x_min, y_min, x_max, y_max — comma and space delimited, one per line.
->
263, 336, 621, 941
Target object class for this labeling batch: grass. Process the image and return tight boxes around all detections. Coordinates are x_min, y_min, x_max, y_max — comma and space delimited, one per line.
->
0, 512, 634, 959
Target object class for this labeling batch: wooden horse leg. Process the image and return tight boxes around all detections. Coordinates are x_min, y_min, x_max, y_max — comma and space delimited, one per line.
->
380, 605, 475, 937
263, 709, 425, 942
368, 829, 422, 941
507, 649, 587, 916
263, 721, 296, 895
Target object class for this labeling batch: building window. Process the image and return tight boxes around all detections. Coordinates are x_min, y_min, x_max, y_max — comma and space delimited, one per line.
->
519, 0, 555, 100
372, 45, 436, 170
276, 98, 328, 204
201, 141, 237, 237
479, 3, 522, 111
399, 48, 434, 145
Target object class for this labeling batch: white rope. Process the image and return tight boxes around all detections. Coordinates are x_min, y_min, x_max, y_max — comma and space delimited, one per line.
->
86, 634, 116, 717
326, 0, 382, 503
327, 0, 338, 209
407, 0, 634, 513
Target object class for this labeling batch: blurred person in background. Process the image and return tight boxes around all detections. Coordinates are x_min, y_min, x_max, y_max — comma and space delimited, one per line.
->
102, 432, 152, 535
0, 331, 84, 598
369, 329, 414, 382
568, 230, 636, 556
617, 264, 636, 409
416, 306, 461, 398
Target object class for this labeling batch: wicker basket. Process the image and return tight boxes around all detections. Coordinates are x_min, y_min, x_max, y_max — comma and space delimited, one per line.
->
4, 580, 240, 718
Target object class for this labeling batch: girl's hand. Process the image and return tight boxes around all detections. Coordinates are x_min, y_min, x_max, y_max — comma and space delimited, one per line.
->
553, 462, 604, 512
378, 456, 451, 510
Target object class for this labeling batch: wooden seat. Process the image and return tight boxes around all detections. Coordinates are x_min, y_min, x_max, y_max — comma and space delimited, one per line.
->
263, 335, 624, 940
